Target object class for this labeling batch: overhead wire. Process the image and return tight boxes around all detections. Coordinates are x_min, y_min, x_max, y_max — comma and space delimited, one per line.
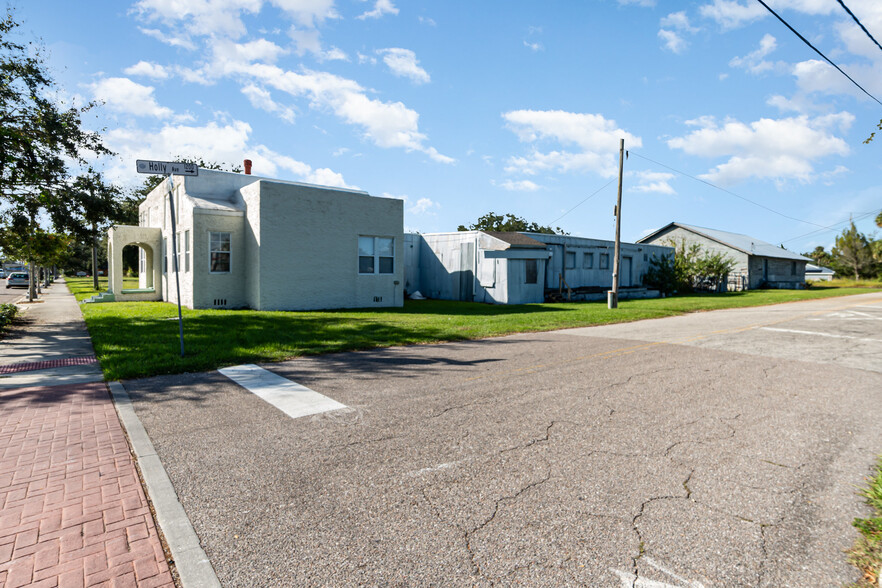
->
754, 0, 882, 106
546, 178, 616, 226
780, 208, 881, 244
835, 0, 882, 55
628, 150, 837, 231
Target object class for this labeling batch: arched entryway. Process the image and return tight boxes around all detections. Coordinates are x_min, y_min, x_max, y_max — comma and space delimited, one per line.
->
106, 225, 163, 302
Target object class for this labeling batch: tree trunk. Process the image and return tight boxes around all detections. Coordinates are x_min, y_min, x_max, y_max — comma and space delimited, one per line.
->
92, 221, 99, 290
27, 213, 35, 302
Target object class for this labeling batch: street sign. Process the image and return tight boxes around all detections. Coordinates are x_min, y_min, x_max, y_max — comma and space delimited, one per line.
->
136, 160, 199, 176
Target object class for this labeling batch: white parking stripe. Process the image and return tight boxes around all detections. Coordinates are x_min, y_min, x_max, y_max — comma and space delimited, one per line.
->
760, 327, 882, 343
219, 364, 347, 420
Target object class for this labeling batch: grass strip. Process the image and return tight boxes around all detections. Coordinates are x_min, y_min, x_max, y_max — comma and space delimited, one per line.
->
63, 276, 881, 381
847, 458, 882, 587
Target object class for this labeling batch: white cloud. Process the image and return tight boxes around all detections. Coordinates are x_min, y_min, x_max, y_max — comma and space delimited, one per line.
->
729, 34, 779, 74
699, 0, 765, 29
133, 0, 262, 42
357, 52, 377, 65
661, 11, 699, 32
124, 61, 170, 80
631, 171, 676, 194
418, 16, 436, 26
377, 48, 430, 84
357, 0, 398, 20
523, 41, 544, 52
132, 0, 449, 163
100, 118, 353, 188
91, 77, 178, 119
138, 27, 197, 50
408, 197, 440, 214
792, 58, 882, 100
502, 109, 641, 177
243, 63, 452, 162
658, 30, 688, 54
699, 0, 835, 29
498, 179, 541, 191
241, 84, 297, 123
667, 113, 854, 185
289, 27, 348, 60
270, 0, 339, 27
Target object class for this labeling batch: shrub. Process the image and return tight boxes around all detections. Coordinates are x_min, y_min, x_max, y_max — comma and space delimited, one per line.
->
0, 303, 19, 329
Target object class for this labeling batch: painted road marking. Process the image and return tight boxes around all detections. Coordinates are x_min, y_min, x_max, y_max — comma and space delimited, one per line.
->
218, 364, 347, 420
760, 327, 882, 343
610, 556, 706, 587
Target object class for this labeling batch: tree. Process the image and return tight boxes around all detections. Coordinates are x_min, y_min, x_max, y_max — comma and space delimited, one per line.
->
457, 212, 568, 234
51, 171, 128, 289
1, 10, 110, 299
832, 222, 874, 280
644, 238, 736, 294
802, 245, 833, 267
876, 210, 882, 228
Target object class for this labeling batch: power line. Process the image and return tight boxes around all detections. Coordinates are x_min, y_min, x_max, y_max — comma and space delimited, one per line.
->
628, 150, 837, 231
547, 178, 616, 226
754, 0, 882, 106
835, 0, 882, 55
780, 208, 881, 244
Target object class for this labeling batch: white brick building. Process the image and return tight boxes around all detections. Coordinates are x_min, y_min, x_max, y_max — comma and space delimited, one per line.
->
107, 169, 404, 310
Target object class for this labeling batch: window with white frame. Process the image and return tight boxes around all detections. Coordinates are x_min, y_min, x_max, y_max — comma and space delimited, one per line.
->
583, 252, 594, 269
184, 230, 190, 272
358, 236, 394, 274
600, 253, 610, 270
175, 232, 182, 272
209, 232, 231, 273
565, 251, 576, 269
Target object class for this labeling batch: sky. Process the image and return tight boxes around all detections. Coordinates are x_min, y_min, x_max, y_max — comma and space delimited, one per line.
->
12, 0, 882, 254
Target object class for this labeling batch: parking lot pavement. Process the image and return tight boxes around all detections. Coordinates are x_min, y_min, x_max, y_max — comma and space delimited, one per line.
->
566, 291, 882, 372
124, 292, 882, 587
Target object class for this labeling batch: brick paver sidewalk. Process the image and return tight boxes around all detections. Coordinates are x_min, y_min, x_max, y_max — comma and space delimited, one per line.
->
0, 381, 174, 588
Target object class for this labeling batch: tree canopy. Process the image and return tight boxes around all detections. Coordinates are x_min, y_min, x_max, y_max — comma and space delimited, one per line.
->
457, 212, 568, 235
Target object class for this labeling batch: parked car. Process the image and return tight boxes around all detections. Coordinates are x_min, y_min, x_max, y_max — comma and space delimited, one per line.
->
0, 270, 6, 279
5, 272, 29, 289
75, 271, 88, 277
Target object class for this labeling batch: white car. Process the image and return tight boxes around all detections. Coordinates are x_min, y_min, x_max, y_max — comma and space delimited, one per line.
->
5, 272, 29, 289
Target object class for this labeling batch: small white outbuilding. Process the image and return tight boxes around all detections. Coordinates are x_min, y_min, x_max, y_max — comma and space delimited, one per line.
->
107, 168, 404, 310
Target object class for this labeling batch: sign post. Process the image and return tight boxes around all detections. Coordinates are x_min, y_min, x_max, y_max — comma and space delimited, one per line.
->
136, 160, 198, 357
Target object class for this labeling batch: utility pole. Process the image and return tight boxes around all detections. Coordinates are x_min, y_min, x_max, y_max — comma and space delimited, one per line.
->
167, 176, 185, 358
608, 138, 625, 310
91, 219, 99, 291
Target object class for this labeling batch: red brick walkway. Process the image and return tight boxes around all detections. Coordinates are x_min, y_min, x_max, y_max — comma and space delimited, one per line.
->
0, 382, 174, 588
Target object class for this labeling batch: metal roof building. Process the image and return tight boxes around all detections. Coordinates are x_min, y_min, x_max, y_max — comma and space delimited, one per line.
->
637, 222, 810, 290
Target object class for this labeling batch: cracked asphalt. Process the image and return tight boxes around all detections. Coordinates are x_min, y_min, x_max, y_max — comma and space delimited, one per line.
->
123, 291, 882, 587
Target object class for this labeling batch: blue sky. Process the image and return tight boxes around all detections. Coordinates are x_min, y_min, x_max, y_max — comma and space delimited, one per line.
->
15, 0, 882, 253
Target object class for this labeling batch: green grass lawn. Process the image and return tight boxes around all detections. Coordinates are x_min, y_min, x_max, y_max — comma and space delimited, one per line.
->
63, 277, 880, 381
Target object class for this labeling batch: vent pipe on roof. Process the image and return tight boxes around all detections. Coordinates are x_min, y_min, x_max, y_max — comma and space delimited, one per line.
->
244, 159, 252, 175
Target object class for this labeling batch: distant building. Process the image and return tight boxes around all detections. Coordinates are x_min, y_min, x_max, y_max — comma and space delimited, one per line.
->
105, 168, 404, 310
637, 222, 810, 290
805, 263, 835, 281
404, 231, 672, 303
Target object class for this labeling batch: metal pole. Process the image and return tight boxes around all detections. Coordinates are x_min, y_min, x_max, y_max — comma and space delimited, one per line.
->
608, 138, 625, 310
167, 175, 185, 357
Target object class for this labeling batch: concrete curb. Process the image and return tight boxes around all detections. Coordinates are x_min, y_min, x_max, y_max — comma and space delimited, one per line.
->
108, 381, 222, 588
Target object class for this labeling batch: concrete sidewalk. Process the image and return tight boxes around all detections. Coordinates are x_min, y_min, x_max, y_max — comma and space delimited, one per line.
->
0, 280, 174, 587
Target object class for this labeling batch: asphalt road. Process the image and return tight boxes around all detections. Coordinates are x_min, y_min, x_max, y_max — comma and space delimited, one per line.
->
0, 287, 27, 304
125, 291, 882, 587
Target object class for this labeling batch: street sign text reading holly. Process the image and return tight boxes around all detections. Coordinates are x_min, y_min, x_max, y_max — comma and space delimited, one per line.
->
136, 160, 199, 176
